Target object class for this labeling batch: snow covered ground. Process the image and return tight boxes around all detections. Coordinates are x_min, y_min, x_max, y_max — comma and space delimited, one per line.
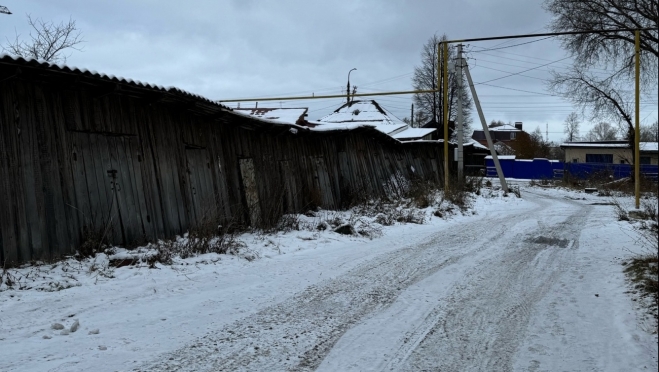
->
0, 182, 657, 371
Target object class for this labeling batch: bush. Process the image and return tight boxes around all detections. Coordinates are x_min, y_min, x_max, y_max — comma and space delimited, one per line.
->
443, 176, 478, 209
277, 214, 301, 232
78, 226, 109, 258
407, 178, 435, 208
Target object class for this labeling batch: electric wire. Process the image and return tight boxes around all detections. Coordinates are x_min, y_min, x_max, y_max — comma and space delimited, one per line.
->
466, 36, 555, 53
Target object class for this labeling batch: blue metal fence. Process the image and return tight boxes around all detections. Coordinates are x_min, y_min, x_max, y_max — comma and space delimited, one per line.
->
485, 157, 658, 181
564, 163, 658, 181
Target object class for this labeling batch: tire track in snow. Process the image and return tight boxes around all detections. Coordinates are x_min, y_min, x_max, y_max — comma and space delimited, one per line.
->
135, 194, 559, 372
392, 197, 591, 371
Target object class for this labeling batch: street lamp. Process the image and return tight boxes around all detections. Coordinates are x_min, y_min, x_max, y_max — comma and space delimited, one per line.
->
346, 68, 356, 104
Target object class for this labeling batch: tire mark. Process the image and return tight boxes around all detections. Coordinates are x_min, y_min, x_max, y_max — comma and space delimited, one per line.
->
393, 196, 591, 371
136, 195, 558, 372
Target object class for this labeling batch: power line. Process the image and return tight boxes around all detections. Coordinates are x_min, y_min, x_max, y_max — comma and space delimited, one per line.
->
470, 54, 613, 76
308, 100, 347, 113
473, 56, 573, 85
467, 36, 555, 53
473, 64, 549, 82
477, 83, 563, 96
359, 72, 414, 88
479, 26, 549, 49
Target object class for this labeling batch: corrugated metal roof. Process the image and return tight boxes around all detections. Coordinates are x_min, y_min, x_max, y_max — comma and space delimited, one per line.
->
0, 54, 230, 109
0, 54, 456, 149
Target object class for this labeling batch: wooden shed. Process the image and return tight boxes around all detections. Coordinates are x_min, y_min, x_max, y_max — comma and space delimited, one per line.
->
0, 55, 452, 266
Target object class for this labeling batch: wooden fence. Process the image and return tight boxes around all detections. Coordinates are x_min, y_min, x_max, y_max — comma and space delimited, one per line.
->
0, 56, 452, 266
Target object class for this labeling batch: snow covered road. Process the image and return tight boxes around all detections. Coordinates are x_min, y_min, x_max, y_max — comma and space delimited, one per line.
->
138, 189, 656, 371
2, 186, 657, 371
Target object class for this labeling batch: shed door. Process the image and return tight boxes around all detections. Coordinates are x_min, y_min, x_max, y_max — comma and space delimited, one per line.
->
239, 158, 261, 226
185, 148, 215, 226
71, 133, 149, 246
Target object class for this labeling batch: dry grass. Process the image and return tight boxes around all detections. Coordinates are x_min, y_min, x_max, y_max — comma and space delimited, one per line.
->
621, 187, 659, 323
623, 254, 658, 322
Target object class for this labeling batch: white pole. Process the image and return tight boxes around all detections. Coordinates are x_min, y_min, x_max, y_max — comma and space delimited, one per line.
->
456, 44, 464, 179
463, 60, 509, 193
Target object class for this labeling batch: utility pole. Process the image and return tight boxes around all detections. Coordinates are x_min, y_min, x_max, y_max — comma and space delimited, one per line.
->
410, 104, 414, 127
347, 68, 356, 104
442, 42, 449, 192
456, 44, 464, 179
463, 59, 509, 193
634, 30, 640, 209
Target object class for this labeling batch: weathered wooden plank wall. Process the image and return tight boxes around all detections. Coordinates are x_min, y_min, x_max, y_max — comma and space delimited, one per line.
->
0, 65, 452, 266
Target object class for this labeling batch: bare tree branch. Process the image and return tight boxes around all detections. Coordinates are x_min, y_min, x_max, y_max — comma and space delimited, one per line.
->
544, 0, 658, 147
545, 0, 658, 71
584, 121, 619, 141
563, 112, 581, 141
2, 14, 84, 63
412, 34, 473, 139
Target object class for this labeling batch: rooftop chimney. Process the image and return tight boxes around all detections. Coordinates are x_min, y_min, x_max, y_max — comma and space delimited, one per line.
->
514, 121, 523, 130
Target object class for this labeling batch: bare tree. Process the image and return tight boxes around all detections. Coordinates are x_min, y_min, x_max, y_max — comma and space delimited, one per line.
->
489, 119, 507, 128
640, 120, 659, 141
563, 112, 581, 141
584, 122, 619, 141
513, 128, 551, 159
544, 0, 658, 147
412, 34, 472, 140
3, 15, 84, 62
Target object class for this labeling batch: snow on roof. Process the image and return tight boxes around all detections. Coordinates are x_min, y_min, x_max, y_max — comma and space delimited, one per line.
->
305, 122, 372, 132
0, 54, 227, 108
392, 128, 436, 140
306, 120, 408, 135
560, 142, 628, 148
317, 100, 406, 126
233, 108, 307, 124
485, 155, 516, 160
560, 141, 658, 152
485, 124, 521, 132
641, 142, 659, 152
464, 140, 489, 150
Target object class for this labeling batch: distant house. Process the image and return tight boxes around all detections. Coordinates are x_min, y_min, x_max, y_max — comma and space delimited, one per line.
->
420, 119, 454, 141
560, 141, 659, 165
463, 140, 492, 175
471, 122, 525, 148
310, 100, 437, 140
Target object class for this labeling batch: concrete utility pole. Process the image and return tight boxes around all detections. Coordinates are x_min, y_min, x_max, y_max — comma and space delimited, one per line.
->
456, 44, 464, 179
347, 68, 356, 104
634, 30, 640, 209
442, 43, 449, 191
463, 59, 509, 193
410, 104, 414, 127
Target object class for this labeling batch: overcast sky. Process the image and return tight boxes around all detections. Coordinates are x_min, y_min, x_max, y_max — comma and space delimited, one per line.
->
1, 0, 657, 143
